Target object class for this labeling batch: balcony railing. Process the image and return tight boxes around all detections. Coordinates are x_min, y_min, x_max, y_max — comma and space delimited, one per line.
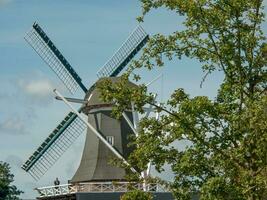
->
35, 182, 167, 198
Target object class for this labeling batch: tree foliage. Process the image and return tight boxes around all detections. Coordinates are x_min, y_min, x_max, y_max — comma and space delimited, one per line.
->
0, 162, 23, 200
120, 190, 153, 200
98, 0, 267, 199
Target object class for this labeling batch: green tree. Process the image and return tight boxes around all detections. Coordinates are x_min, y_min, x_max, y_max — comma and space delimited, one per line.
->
98, 0, 267, 199
120, 190, 153, 200
0, 161, 23, 200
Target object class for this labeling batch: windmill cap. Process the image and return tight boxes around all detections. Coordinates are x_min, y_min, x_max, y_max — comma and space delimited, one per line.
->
82, 77, 137, 113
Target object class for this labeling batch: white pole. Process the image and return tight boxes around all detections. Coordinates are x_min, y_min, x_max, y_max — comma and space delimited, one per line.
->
146, 161, 152, 178
53, 89, 138, 174
144, 104, 153, 118
146, 103, 160, 177
122, 112, 138, 136
145, 74, 163, 87
131, 102, 139, 130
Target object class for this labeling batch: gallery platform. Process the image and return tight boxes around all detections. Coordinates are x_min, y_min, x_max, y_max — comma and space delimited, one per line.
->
35, 182, 174, 200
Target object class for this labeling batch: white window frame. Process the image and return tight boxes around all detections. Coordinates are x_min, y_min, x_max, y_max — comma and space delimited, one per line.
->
106, 136, 114, 146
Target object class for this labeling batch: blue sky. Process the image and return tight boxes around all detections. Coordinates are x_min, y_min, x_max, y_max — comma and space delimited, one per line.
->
0, 0, 266, 199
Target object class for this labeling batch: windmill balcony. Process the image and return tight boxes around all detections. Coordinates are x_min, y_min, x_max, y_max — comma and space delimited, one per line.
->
35, 182, 167, 198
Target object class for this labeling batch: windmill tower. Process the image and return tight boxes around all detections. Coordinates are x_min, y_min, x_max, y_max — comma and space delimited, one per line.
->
22, 22, 174, 200
71, 77, 138, 183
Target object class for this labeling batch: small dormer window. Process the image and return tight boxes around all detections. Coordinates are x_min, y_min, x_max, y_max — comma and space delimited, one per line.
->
106, 136, 114, 146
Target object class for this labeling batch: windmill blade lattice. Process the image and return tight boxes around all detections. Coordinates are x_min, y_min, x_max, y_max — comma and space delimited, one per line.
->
97, 25, 149, 78
22, 112, 86, 180
25, 23, 87, 94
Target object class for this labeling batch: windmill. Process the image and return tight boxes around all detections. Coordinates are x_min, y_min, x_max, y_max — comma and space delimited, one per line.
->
21, 22, 149, 183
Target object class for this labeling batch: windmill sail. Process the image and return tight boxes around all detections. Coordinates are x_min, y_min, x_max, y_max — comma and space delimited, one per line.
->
96, 25, 149, 78
22, 112, 86, 180
24, 22, 87, 94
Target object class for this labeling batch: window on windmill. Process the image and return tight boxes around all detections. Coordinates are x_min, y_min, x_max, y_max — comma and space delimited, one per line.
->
106, 136, 114, 146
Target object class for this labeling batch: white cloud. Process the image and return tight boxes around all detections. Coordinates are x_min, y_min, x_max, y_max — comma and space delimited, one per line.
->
17, 78, 56, 106
19, 79, 54, 98
16, 74, 70, 107
0, 116, 27, 135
